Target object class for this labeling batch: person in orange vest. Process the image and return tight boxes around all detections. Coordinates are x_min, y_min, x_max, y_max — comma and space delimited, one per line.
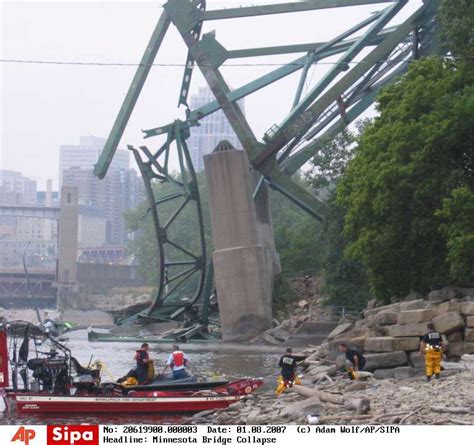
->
161, 344, 190, 380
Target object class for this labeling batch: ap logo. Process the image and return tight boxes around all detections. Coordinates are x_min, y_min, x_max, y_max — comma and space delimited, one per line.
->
11, 427, 36, 445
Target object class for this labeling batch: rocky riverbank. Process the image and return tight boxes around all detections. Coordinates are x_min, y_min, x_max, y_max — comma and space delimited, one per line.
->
190, 346, 474, 425
192, 287, 474, 425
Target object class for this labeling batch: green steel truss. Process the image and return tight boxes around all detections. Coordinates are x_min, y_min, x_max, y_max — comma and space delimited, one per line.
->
93, 0, 442, 321
127, 121, 208, 322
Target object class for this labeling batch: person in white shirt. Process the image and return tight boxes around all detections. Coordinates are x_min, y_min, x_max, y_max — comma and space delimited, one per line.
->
161, 344, 190, 380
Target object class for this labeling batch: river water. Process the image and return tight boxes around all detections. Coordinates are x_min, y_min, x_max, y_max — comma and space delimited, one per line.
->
0, 330, 282, 425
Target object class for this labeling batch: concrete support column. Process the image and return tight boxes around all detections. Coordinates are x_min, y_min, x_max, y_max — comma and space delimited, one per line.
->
204, 145, 279, 340
57, 186, 79, 309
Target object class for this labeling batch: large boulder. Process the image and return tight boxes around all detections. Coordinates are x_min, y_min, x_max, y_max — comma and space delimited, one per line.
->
363, 336, 419, 352
447, 331, 463, 342
398, 309, 434, 325
399, 299, 429, 311
467, 316, 474, 328
280, 396, 324, 420
364, 351, 407, 371
393, 337, 420, 351
394, 366, 423, 380
463, 342, 474, 354
334, 326, 373, 340
330, 336, 366, 352
363, 302, 401, 318
308, 364, 337, 377
464, 328, 474, 342
374, 368, 395, 379
386, 323, 427, 337
263, 333, 283, 344
366, 299, 377, 310
460, 302, 474, 316
364, 337, 397, 352
408, 351, 424, 368
264, 326, 291, 342
436, 301, 462, 315
433, 311, 465, 334
366, 314, 377, 328
446, 342, 463, 357
375, 311, 398, 326
327, 322, 353, 339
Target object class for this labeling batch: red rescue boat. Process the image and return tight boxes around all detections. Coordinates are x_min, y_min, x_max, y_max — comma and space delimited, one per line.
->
2, 379, 262, 414
0, 322, 263, 415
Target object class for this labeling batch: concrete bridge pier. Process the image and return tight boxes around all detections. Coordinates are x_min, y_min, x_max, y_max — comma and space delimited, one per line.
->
56, 186, 80, 310
204, 142, 280, 341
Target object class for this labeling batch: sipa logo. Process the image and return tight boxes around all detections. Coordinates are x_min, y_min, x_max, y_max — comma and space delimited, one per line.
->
47, 425, 99, 445
11, 427, 36, 445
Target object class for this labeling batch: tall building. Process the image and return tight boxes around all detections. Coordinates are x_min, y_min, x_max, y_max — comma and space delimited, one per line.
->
77, 205, 107, 248
0, 170, 37, 205
0, 171, 56, 268
59, 136, 129, 189
187, 87, 244, 171
62, 166, 142, 245
59, 136, 142, 246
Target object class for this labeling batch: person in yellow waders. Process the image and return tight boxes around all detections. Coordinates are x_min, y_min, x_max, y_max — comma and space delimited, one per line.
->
275, 347, 305, 395
420, 323, 444, 382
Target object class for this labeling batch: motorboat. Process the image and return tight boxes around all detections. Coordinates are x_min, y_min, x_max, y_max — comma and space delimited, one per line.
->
0, 321, 263, 414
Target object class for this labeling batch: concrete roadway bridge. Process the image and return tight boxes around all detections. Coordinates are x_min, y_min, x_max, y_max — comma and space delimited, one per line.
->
0, 268, 57, 308
0, 205, 60, 220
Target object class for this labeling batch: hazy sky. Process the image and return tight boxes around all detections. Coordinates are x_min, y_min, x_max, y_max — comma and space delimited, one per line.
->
1, 0, 423, 189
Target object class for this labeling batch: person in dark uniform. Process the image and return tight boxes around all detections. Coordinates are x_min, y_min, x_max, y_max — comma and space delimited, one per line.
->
338, 343, 366, 373
276, 347, 306, 395
420, 322, 444, 382
278, 347, 307, 380
134, 343, 151, 384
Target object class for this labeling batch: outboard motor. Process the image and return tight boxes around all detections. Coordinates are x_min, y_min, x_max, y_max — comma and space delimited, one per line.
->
27, 357, 69, 393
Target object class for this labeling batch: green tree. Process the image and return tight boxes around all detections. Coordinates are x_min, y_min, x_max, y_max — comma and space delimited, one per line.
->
307, 125, 371, 310
337, 58, 474, 300
308, 128, 356, 190
437, 186, 474, 284
439, 0, 474, 60
271, 178, 323, 275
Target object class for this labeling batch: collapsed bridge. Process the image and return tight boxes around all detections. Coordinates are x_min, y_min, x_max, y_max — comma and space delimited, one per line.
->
93, 0, 444, 340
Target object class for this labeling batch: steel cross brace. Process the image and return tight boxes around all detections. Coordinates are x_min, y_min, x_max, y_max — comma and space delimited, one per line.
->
95, 0, 441, 217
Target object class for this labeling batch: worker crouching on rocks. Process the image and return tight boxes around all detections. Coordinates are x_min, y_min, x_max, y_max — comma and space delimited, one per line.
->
338, 343, 366, 380
420, 322, 444, 382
